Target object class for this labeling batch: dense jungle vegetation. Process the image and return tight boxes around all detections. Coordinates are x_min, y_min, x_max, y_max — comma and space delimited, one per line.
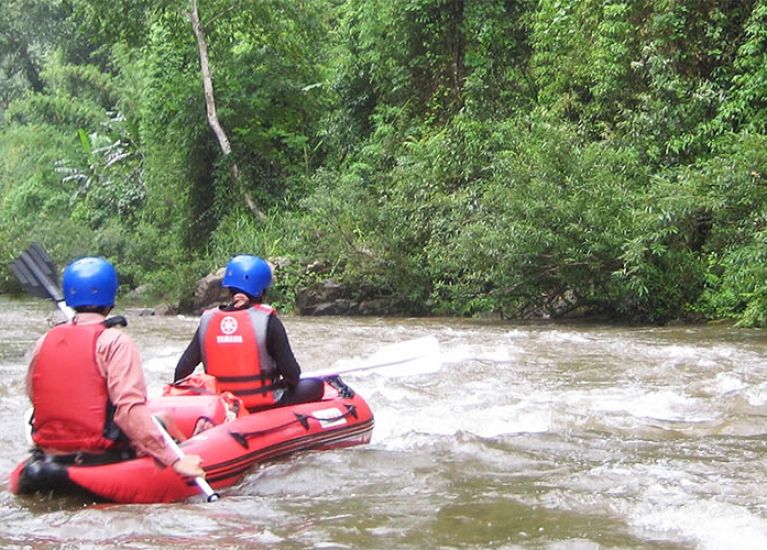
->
1, 0, 766, 325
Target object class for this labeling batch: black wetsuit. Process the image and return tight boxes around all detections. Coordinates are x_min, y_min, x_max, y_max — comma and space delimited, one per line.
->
174, 305, 323, 407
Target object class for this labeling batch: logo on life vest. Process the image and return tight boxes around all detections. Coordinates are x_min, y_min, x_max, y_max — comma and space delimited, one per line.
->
217, 316, 243, 343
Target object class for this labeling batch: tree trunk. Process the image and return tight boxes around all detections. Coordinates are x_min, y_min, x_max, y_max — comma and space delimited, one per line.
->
188, 0, 261, 217
450, 0, 465, 103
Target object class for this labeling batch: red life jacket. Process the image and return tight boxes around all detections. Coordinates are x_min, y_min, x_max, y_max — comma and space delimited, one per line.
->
199, 305, 278, 409
31, 322, 118, 452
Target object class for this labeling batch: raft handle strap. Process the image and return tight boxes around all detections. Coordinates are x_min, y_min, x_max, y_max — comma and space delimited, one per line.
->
228, 417, 306, 449
295, 405, 358, 428
228, 405, 358, 449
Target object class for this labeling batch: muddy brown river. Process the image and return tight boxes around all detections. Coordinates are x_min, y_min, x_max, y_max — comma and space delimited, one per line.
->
1, 296, 767, 549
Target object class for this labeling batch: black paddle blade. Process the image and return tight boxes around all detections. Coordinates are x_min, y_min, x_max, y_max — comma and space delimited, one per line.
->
8, 243, 64, 302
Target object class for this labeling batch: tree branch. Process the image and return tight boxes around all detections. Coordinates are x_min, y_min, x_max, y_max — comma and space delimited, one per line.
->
187, 0, 263, 218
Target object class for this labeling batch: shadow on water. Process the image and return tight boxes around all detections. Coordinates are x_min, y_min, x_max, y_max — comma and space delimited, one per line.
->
11, 492, 104, 513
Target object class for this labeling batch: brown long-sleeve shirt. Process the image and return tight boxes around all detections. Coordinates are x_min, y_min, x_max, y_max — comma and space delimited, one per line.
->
26, 313, 177, 466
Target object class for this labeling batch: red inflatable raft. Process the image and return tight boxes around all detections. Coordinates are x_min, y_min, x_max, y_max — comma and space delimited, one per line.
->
9, 376, 373, 503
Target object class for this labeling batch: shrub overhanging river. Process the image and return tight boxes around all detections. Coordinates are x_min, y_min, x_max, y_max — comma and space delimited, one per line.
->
1, 296, 766, 549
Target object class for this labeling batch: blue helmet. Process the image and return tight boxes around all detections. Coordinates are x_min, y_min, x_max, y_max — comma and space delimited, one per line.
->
62, 257, 119, 308
222, 255, 272, 298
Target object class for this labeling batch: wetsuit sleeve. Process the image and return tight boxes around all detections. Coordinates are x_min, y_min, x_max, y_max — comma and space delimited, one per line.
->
174, 328, 202, 382
266, 315, 301, 388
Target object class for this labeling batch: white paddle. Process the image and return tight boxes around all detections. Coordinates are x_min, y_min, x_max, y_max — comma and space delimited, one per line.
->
152, 417, 219, 502
303, 336, 442, 379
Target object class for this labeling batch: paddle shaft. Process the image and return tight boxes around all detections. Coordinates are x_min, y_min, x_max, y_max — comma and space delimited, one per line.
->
303, 336, 442, 379
305, 354, 430, 379
152, 417, 219, 502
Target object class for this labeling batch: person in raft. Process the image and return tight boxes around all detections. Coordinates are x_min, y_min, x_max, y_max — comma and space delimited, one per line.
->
174, 254, 324, 411
25, 256, 205, 478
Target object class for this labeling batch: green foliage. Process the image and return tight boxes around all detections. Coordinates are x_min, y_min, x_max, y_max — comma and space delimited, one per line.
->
700, 242, 767, 327
718, 1, 767, 134
690, 133, 767, 325
210, 0, 330, 186
616, 173, 707, 322
425, 116, 646, 318
531, 0, 601, 123
0, 119, 90, 291
295, 165, 392, 287
0, 0, 73, 106
3, 0, 767, 328
461, 0, 535, 118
